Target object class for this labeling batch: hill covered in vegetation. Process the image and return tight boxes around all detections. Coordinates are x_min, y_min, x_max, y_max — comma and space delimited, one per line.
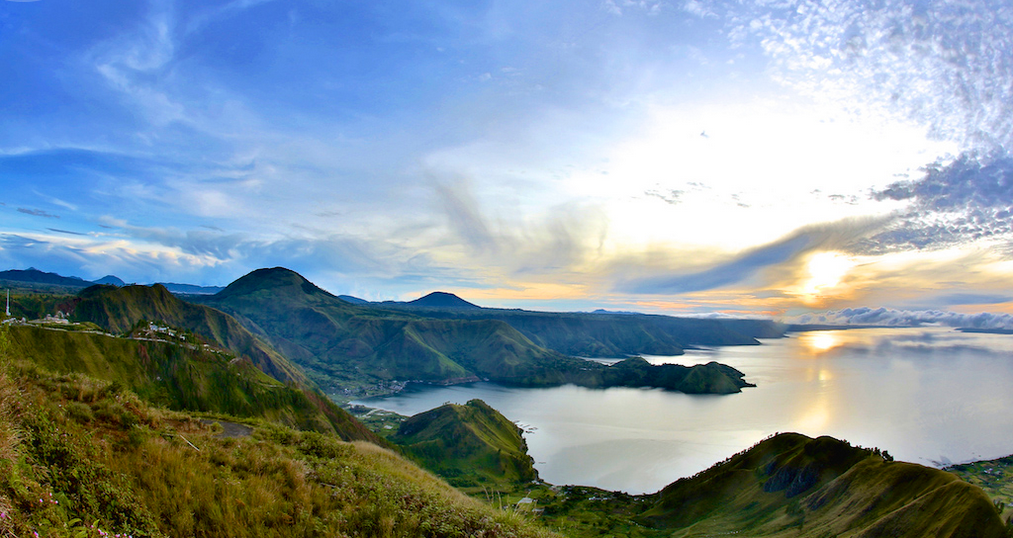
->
363, 399, 1007, 538
199, 267, 757, 398
6, 324, 377, 442
393, 399, 538, 491
636, 432, 1005, 536
0, 350, 556, 537
536, 433, 1007, 537
391, 305, 785, 357
69, 283, 309, 386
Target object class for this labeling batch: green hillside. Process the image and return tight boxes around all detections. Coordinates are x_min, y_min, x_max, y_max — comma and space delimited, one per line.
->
7, 324, 377, 442
946, 454, 1013, 524
69, 283, 308, 386
200, 268, 757, 398
393, 399, 538, 491
384, 302, 786, 357
0, 356, 556, 538
636, 432, 1006, 537
202, 267, 569, 389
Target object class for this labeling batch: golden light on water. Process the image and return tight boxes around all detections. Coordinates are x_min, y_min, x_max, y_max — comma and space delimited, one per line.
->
802, 331, 842, 353
795, 400, 831, 432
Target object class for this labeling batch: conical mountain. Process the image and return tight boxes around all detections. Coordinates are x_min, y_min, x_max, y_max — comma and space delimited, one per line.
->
205, 267, 580, 397
214, 266, 341, 302
406, 291, 481, 309
93, 274, 126, 286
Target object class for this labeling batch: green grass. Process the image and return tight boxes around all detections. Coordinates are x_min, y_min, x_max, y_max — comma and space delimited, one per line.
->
392, 400, 538, 492
947, 455, 1013, 525
7, 324, 378, 442
635, 433, 1006, 537
0, 334, 559, 538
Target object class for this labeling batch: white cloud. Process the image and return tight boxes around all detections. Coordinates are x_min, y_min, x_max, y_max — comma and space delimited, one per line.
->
791, 306, 1013, 330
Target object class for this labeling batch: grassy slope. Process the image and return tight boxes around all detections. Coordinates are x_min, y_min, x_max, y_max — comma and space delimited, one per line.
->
0, 362, 557, 538
947, 454, 1013, 524
8, 325, 378, 442
367, 407, 1006, 538
70, 283, 308, 385
637, 432, 1006, 537
392, 399, 538, 491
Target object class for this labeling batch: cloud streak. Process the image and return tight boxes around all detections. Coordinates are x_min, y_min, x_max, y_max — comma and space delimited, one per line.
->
618, 217, 888, 294
17, 208, 60, 219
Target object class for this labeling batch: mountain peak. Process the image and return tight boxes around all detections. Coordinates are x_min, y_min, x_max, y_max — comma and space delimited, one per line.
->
94, 275, 126, 286
407, 291, 480, 309
216, 267, 336, 300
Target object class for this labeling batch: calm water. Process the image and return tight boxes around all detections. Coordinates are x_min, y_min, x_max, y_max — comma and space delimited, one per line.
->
355, 328, 1013, 494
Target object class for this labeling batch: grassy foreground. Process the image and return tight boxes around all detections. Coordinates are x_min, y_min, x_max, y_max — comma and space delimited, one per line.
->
947, 454, 1013, 525
0, 329, 556, 537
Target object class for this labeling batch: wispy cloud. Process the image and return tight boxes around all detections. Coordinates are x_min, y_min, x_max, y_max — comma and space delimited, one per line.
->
17, 208, 60, 219
430, 175, 610, 280
433, 179, 499, 255
618, 217, 888, 294
47, 228, 87, 236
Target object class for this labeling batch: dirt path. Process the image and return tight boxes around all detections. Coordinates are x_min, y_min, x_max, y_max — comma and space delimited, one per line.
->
200, 418, 253, 438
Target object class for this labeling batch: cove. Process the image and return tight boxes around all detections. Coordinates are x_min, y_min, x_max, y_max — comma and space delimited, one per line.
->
355, 327, 1013, 494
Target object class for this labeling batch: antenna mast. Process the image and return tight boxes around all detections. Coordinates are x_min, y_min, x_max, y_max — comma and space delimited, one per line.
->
5, 289, 9, 317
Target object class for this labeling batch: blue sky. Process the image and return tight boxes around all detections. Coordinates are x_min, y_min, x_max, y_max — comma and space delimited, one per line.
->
2, 0, 1013, 320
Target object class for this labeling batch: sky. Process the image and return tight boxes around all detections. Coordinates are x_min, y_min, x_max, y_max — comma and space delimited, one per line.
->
1, 0, 1012, 322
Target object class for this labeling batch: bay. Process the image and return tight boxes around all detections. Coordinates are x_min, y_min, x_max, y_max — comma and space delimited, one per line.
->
355, 327, 1013, 494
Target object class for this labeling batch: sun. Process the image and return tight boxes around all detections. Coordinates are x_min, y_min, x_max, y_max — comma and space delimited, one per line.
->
799, 251, 855, 304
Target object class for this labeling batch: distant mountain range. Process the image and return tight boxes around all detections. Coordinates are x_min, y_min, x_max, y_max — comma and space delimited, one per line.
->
0, 268, 225, 295
2, 266, 786, 398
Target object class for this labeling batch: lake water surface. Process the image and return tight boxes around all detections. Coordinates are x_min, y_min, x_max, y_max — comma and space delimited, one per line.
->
355, 327, 1013, 494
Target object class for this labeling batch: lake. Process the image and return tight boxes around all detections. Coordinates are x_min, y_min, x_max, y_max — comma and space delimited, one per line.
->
354, 327, 1013, 494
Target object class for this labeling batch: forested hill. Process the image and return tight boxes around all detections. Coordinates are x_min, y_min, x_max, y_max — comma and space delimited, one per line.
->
17, 282, 377, 441
342, 288, 785, 358
199, 267, 760, 397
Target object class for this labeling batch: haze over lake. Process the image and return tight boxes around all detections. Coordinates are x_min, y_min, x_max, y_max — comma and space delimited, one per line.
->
358, 327, 1013, 494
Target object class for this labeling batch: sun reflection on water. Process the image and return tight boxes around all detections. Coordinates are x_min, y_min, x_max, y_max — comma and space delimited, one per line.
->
800, 331, 842, 353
